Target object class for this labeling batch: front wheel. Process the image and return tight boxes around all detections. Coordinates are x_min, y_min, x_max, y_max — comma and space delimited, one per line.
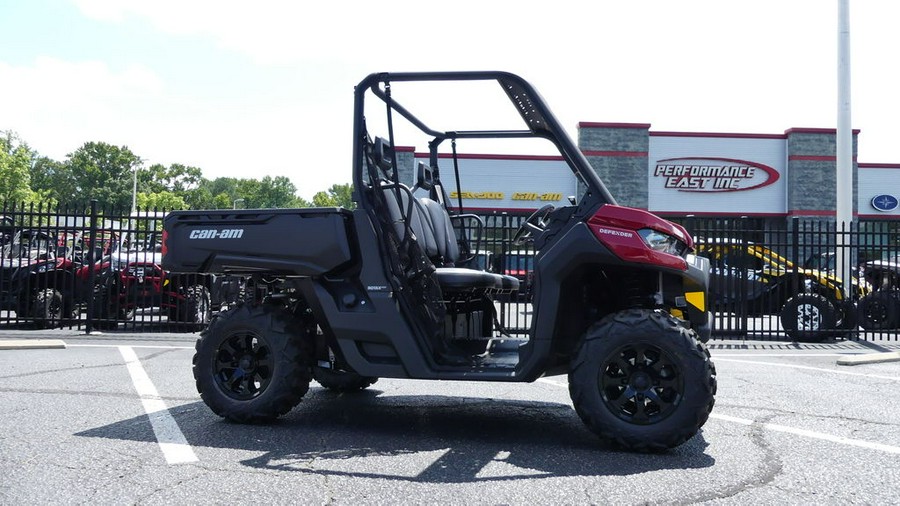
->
857, 291, 900, 330
568, 309, 717, 452
32, 288, 65, 329
193, 303, 313, 423
91, 284, 134, 330
170, 285, 212, 325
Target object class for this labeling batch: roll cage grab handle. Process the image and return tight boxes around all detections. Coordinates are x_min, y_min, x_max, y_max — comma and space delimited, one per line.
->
351, 71, 617, 207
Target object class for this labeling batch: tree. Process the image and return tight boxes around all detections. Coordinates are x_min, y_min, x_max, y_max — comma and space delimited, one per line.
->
312, 183, 355, 209
0, 131, 41, 204
64, 142, 143, 210
190, 175, 307, 209
29, 156, 73, 204
137, 191, 187, 211
142, 163, 204, 193
254, 176, 304, 208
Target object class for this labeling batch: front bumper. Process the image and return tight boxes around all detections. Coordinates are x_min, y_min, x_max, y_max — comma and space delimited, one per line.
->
667, 254, 712, 340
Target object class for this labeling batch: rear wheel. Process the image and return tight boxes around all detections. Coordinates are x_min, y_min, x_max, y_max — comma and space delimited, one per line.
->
193, 304, 313, 423
568, 309, 716, 452
858, 291, 900, 330
780, 293, 837, 342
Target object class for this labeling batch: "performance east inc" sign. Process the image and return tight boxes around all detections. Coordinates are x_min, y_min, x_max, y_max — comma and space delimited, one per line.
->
653, 157, 780, 192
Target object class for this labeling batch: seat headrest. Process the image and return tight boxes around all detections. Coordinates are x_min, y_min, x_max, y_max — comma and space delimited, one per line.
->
415, 161, 434, 191
373, 137, 394, 177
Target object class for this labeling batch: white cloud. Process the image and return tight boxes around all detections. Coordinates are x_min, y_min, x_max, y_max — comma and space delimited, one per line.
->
0, 56, 164, 158
12, 0, 899, 203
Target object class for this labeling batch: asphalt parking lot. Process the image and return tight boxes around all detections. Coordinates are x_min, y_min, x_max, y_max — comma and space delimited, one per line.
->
2, 329, 900, 505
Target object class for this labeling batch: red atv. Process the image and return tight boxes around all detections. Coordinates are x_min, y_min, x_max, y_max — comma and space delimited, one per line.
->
90, 240, 242, 329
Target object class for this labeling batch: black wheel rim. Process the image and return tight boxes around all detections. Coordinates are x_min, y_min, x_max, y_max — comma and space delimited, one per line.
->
214, 332, 273, 400
864, 300, 887, 324
599, 343, 683, 425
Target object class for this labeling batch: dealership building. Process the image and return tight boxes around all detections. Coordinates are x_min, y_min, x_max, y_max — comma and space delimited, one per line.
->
393, 123, 899, 231
397, 122, 900, 221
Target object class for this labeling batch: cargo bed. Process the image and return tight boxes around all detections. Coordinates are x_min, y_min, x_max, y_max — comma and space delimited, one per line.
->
162, 207, 355, 276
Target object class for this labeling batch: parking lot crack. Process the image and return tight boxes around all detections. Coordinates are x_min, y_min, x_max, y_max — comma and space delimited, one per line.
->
671, 414, 783, 505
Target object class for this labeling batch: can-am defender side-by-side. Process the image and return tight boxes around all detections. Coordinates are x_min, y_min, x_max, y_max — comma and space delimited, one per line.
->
162, 72, 716, 451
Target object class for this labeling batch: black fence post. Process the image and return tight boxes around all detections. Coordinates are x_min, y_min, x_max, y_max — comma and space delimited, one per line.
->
84, 200, 98, 335
738, 219, 749, 338
791, 217, 800, 273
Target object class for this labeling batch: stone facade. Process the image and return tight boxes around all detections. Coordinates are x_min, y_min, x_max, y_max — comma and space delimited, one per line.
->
577, 123, 650, 209
784, 128, 858, 216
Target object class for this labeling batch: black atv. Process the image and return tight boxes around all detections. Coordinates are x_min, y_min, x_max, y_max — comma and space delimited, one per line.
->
857, 253, 900, 330
162, 71, 716, 451
698, 238, 866, 341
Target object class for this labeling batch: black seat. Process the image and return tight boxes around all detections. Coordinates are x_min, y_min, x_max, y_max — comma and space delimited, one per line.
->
435, 268, 508, 292
380, 182, 519, 295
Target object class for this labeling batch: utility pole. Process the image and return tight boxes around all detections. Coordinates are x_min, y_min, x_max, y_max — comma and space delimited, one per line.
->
131, 166, 138, 215
835, 0, 852, 298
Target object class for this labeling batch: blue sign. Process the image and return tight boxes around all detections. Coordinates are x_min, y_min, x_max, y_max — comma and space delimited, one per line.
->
871, 194, 899, 212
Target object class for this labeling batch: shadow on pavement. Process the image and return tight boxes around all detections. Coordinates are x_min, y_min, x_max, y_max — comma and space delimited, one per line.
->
77, 387, 714, 483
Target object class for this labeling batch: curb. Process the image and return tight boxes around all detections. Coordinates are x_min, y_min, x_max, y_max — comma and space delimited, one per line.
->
0, 339, 67, 350
836, 351, 900, 366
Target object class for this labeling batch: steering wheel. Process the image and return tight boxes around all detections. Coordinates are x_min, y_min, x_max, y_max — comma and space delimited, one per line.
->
513, 204, 555, 246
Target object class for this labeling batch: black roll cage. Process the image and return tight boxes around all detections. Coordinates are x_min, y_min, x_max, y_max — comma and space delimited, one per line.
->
351, 71, 617, 208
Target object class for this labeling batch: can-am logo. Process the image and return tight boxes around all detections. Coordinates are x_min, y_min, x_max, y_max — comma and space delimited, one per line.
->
653, 157, 780, 192
188, 229, 244, 239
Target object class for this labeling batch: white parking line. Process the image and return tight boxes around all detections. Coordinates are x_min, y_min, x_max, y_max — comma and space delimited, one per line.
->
713, 353, 850, 357
714, 358, 900, 381
71, 344, 193, 350
118, 346, 198, 464
536, 376, 900, 454
711, 414, 900, 454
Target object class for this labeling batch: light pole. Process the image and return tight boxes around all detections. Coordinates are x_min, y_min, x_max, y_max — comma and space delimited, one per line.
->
233, 198, 245, 210
836, 0, 852, 299
131, 166, 138, 215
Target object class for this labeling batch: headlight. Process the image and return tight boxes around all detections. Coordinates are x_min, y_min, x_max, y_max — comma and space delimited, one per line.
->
638, 228, 686, 256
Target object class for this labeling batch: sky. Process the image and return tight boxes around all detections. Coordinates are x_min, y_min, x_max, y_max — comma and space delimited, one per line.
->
1, 0, 899, 200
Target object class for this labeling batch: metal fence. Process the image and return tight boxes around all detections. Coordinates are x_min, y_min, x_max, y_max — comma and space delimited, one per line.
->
477, 212, 899, 342
1, 202, 897, 341
675, 217, 899, 341
0, 201, 233, 333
